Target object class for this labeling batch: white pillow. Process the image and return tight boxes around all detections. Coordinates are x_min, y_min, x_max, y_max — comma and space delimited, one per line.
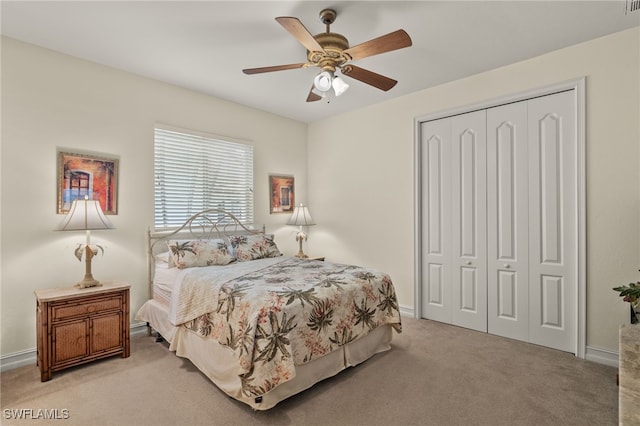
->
155, 252, 171, 268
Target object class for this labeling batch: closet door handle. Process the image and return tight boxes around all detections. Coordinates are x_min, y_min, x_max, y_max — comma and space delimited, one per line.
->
466, 261, 472, 265
504, 264, 511, 269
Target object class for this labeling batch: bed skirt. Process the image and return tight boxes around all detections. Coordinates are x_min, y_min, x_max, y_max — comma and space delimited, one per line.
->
135, 299, 393, 410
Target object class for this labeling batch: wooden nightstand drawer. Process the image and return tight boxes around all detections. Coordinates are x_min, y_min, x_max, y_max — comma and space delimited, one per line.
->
52, 296, 122, 320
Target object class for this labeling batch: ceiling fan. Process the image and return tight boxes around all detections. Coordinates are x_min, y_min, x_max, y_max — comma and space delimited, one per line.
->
242, 8, 412, 102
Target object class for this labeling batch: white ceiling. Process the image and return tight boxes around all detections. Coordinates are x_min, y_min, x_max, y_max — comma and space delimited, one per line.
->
2, 1, 639, 123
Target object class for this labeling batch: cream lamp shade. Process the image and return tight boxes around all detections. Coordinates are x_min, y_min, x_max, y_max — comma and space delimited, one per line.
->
58, 197, 114, 231
287, 204, 315, 258
58, 196, 114, 288
287, 204, 315, 227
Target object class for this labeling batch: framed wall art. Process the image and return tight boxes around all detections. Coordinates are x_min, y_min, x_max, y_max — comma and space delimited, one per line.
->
57, 150, 119, 214
269, 174, 294, 214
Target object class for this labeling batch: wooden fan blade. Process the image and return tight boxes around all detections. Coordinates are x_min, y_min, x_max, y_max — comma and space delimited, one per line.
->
343, 29, 412, 61
341, 65, 398, 91
306, 84, 322, 102
275, 17, 324, 53
242, 63, 308, 74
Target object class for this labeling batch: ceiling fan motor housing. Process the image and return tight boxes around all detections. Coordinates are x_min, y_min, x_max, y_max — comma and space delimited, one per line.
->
306, 8, 351, 73
308, 32, 350, 72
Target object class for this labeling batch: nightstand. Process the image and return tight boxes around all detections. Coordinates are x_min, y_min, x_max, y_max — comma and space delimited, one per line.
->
35, 281, 130, 381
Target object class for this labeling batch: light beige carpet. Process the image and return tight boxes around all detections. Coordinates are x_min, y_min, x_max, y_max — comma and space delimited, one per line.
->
1, 318, 618, 426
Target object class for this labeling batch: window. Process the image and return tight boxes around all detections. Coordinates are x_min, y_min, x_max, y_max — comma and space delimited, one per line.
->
154, 126, 254, 230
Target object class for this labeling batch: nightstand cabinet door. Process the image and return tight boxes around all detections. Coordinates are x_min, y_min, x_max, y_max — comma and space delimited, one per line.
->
91, 312, 124, 353
35, 282, 130, 381
52, 320, 89, 364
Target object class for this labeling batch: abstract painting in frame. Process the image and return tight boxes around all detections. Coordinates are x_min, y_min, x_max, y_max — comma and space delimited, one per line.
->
269, 175, 294, 214
57, 150, 119, 214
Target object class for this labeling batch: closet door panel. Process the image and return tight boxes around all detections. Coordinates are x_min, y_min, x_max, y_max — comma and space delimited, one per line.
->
497, 270, 517, 318
528, 90, 576, 353
420, 119, 453, 323
450, 111, 487, 332
486, 102, 529, 341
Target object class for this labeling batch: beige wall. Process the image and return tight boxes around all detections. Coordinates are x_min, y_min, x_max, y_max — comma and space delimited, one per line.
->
2, 27, 638, 361
0, 37, 308, 356
308, 27, 640, 354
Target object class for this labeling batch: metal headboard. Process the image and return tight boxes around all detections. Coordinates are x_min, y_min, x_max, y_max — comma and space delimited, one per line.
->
146, 209, 264, 299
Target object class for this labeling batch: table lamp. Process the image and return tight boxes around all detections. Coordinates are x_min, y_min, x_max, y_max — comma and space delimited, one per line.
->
57, 195, 114, 288
287, 204, 315, 258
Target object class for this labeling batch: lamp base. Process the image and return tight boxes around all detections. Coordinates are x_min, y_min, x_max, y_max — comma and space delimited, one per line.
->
295, 230, 309, 259
75, 245, 102, 288
76, 277, 102, 289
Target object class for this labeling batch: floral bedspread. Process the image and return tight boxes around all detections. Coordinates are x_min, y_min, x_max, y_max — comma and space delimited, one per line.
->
179, 256, 402, 398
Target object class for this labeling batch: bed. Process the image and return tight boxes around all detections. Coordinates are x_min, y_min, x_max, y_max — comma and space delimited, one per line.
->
135, 209, 402, 410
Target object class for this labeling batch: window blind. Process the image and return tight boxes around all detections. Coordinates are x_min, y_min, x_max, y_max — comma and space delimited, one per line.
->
154, 127, 254, 230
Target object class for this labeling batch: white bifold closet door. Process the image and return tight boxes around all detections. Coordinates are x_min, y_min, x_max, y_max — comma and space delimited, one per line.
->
451, 111, 487, 332
421, 117, 453, 326
420, 90, 576, 353
486, 101, 529, 342
527, 91, 576, 352
420, 110, 487, 332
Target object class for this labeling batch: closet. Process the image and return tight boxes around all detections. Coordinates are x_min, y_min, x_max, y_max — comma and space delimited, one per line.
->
418, 90, 578, 353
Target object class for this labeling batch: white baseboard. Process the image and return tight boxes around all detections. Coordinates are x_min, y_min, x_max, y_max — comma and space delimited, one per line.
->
399, 304, 414, 318
0, 348, 37, 373
130, 321, 149, 336
6, 317, 615, 372
585, 345, 619, 368
397, 308, 619, 369
0, 322, 149, 373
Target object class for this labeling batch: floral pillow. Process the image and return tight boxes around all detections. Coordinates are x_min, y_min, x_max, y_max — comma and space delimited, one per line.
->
166, 239, 234, 269
229, 234, 282, 261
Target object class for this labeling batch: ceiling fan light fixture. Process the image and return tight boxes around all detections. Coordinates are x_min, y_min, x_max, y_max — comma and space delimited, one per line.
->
310, 87, 327, 98
332, 75, 349, 96
313, 71, 333, 92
